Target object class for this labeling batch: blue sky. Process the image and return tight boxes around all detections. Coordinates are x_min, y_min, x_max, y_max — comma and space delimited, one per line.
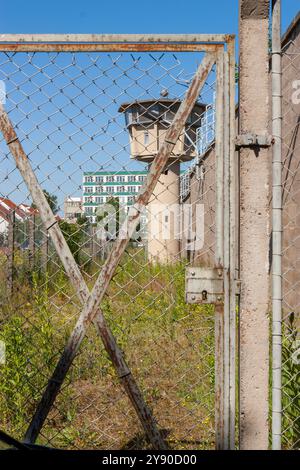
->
0, 1, 298, 36
0, 1, 299, 211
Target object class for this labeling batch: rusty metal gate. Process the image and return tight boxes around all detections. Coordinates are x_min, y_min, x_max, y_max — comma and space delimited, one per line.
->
0, 35, 236, 450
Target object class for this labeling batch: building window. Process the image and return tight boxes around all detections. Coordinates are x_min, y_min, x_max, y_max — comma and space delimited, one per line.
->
106, 175, 114, 182
95, 197, 104, 204
95, 176, 104, 183
85, 196, 93, 203
127, 196, 135, 203
128, 175, 136, 182
107, 186, 114, 193
85, 186, 93, 193
138, 175, 146, 182
138, 109, 154, 124
165, 110, 176, 122
128, 186, 136, 193
116, 175, 125, 182
85, 207, 93, 214
144, 131, 149, 146
125, 109, 153, 126
85, 176, 93, 183
95, 186, 103, 193
117, 186, 125, 192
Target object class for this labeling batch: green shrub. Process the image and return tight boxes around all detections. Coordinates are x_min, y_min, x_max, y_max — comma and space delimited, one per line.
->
0, 272, 57, 437
282, 312, 300, 449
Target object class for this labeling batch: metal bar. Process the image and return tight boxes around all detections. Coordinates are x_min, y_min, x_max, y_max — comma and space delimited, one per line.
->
0, 43, 223, 53
223, 50, 231, 450
271, 0, 282, 451
91, 225, 97, 262
40, 230, 48, 273
0, 107, 166, 450
0, 52, 215, 447
28, 214, 35, 271
7, 210, 15, 297
228, 35, 237, 450
215, 304, 224, 449
215, 51, 225, 269
0, 33, 233, 43
214, 50, 225, 450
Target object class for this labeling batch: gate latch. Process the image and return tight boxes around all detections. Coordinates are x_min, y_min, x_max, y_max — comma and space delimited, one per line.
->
185, 267, 224, 305
235, 133, 273, 149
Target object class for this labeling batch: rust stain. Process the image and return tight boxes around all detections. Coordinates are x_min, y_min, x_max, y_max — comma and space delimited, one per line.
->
0, 42, 223, 53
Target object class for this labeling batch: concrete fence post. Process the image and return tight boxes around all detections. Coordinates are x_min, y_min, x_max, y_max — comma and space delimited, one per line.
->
238, 0, 270, 449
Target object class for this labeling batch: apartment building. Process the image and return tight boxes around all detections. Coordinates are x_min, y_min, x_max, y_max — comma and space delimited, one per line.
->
82, 170, 147, 223
64, 197, 83, 222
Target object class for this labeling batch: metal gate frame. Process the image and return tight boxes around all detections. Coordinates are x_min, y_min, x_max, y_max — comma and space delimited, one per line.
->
0, 34, 236, 450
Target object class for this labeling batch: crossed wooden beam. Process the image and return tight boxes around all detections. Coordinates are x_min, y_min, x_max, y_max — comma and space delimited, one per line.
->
0, 52, 215, 449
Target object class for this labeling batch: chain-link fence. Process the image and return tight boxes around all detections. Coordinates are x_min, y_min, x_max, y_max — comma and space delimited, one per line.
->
0, 42, 224, 449
281, 25, 300, 450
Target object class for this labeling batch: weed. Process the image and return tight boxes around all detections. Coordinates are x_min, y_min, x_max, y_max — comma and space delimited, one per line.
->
282, 312, 300, 449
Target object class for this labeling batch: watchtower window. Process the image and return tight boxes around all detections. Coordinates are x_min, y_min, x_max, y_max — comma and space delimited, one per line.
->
125, 109, 153, 126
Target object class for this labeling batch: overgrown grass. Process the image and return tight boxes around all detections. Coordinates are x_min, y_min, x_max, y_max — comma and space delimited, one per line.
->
282, 313, 300, 449
0, 248, 215, 449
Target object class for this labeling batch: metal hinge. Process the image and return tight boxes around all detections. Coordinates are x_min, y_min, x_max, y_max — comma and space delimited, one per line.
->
235, 133, 273, 149
235, 279, 241, 295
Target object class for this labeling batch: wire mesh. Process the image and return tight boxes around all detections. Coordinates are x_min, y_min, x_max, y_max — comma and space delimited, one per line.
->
0, 49, 217, 449
281, 35, 300, 450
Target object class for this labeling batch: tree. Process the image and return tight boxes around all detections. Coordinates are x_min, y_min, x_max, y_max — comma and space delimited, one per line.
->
96, 196, 122, 239
77, 213, 89, 228
32, 189, 58, 214
59, 220, 84, 264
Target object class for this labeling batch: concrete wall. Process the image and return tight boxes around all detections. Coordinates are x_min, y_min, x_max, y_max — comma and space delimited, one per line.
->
181, 145, 216, 266
148, 161, 181, 263
64, 198, 82, 222
184, 17, 300, 310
